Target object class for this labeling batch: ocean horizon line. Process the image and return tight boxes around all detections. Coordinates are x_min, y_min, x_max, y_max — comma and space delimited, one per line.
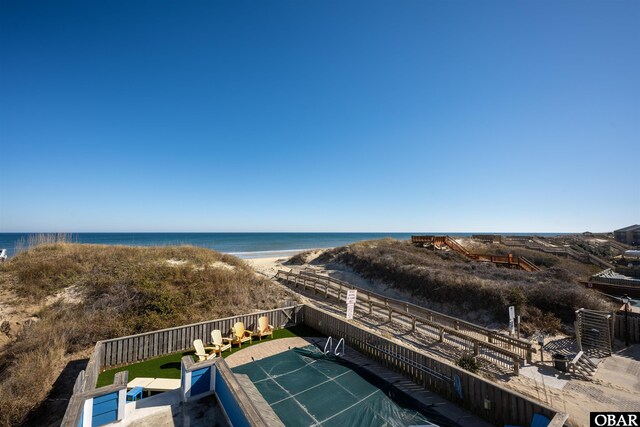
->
0, 230, 580, 234
0, 231, 574, 259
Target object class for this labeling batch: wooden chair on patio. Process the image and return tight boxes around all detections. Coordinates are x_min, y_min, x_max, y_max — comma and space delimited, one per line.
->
193, 339, 216, 361
210, 329, 233, 356
254, 316, 274, 340
229, 322, 253, 348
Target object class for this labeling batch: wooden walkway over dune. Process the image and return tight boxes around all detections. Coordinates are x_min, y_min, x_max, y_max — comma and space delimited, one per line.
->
276, 269, 536, 374
411, 235, 540, 272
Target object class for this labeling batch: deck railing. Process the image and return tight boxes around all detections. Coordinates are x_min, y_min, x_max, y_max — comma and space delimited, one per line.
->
589, 274, 640, 288
277, 270, 534, 372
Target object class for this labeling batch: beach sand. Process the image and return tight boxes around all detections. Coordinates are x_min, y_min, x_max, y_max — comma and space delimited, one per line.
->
243, 256, 288, 278
242, 248, 326, 278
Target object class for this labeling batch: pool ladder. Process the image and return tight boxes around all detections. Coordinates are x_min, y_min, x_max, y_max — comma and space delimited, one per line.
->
323, 337, 345, 356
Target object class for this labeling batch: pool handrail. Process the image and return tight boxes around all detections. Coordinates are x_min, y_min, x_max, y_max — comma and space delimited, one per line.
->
324, 336, 333, 354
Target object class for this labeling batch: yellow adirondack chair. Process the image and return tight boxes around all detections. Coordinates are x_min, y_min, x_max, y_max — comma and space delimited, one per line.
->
230, 322, 253, 347
210, 329, 232, 356
193, 339, 216, 361
255, 316, 274, 340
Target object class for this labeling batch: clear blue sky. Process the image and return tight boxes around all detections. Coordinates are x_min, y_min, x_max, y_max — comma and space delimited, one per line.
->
1, 0, 638, 233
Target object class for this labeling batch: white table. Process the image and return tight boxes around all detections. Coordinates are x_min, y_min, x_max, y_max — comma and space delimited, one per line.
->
127, 377, 154, 389
126, 377, 180, 394
146, 378, 181, 392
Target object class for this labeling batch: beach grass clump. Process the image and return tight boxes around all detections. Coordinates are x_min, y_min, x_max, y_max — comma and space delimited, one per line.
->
457, 351, 479, 373
317, 239, 612, 330
0, 338, 66, 427
0, 242, 290, 426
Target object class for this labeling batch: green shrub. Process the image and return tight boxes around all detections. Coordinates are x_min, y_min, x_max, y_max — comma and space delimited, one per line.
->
457, 351, 479, 373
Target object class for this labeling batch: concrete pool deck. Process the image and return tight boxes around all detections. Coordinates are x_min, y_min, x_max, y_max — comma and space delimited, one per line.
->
225, 337, 315, 368
227, 336, 493, 427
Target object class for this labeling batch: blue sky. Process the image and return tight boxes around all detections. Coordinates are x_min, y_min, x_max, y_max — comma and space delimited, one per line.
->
0, 0, 638, 233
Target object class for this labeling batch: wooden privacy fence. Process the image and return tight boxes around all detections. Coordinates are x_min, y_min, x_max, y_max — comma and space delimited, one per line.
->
614, 310, 640, 343
303, 305, 566, 427
100, 305, 303, 368
61, 306, 303, 426
278, 270, 534, 373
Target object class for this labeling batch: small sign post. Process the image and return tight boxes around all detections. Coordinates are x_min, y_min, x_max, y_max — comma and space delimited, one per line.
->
346, 290, 357, 305
346, 290, 357, 320
508, 306, 515, 336
346, 304, 355, 320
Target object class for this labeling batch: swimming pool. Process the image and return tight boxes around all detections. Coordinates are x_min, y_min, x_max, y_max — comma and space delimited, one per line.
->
232, 345, 443, 427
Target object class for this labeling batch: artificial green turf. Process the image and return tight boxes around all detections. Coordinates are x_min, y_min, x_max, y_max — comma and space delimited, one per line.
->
96, 324, 321, 387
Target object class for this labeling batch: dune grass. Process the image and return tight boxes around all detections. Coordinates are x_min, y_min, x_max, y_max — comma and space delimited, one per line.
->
96, 325, 320, 387
315, 239, 613, 333
0, 242, 292, 427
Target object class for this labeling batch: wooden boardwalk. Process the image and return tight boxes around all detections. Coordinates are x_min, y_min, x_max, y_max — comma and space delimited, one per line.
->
411, 235, 540, 272
276, 269, 535, 374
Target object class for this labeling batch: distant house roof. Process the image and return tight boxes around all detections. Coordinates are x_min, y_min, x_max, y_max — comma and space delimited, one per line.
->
615, 224, 640, 233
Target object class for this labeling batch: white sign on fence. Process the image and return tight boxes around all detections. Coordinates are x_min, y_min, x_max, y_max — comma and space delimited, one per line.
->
346, 289, 358, 305
346, 304, 355, 320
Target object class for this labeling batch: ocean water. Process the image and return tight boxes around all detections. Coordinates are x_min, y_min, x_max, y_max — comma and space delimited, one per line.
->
0, 232, 561, 259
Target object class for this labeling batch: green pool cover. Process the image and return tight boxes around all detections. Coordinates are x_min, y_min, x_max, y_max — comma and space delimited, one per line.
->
232, 345, 439, 427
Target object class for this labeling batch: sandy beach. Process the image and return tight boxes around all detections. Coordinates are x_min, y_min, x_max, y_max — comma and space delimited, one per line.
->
243, 248, 327, 277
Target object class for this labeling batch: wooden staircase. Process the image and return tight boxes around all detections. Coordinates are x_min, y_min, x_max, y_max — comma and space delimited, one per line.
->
411, 235, 541, 272
569, 351, 599, 380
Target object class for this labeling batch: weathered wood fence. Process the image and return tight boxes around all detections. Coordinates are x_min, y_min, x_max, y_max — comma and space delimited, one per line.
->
100, 305, 302, 368
303, 305, 567, 427
614, 310, 640, 343
61, 305, 303, 426
277, 270, 534, 373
